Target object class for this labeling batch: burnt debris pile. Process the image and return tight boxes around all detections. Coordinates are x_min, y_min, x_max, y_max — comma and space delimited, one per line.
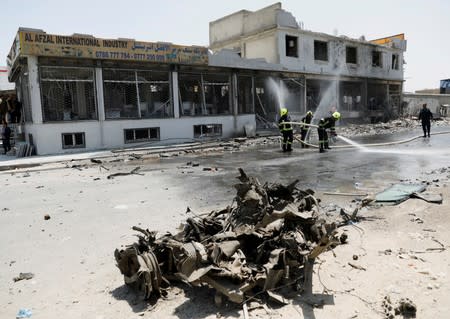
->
114, 168, 345, 305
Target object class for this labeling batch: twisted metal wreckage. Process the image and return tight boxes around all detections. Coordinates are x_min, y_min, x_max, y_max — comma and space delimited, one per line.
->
114, 168, 360, 306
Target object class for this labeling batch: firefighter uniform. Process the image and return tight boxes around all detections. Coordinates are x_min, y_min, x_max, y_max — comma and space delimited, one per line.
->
278, 108, 293, 152
300, 111, 313, 148
318, 111, 341, 153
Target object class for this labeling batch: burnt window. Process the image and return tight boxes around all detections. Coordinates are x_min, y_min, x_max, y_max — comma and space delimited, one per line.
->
314, 41, 328, 61
391, 54, 399, 70
124, 127, 160, 143
193, 124, 222, 138
285, 35, 298, 57
346, 46, 357, 64
40, 67, 97, 122
372, 51, 382, 67
62, 132, 85, 149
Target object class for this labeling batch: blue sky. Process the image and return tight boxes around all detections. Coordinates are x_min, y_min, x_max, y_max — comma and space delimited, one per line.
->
1, 0, 449, 92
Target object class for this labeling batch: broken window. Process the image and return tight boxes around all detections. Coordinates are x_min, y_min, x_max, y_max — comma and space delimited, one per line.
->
137, 71, 172, 118
124, 127, 159, 143
340, 82, 362, 112
254, 76, 279, 129
285, 35, 298, 57
203, 73, 231, 115
62, 132, 85, 149
238, 75, 254, 114
391, 54, 399, 70
40, 67, 97, 122
103, 69, 139, 119
178, 73, 203, 116
179, 72, 231, 116
103, 69, 172, 119
314, 41, 328, 61
193, 124, 222, 138
372, 51, 382, 67
346, 46, 357, 64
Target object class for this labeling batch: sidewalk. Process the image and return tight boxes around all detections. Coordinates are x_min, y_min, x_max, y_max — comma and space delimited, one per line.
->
0, 140, 222, 171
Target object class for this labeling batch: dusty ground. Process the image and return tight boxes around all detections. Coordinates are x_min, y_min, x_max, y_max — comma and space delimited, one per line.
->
1, 126, 449, 319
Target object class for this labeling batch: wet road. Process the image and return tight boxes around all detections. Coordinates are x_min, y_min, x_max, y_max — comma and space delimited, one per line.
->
145, 127, 450, 207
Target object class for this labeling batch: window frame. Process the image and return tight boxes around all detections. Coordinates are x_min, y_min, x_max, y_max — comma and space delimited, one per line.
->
372, 51, 383, 68
193, 124, 223, 138
391, 54, 399, 70
345, 46, 358, 64
61, 132, 86, 149
123, 127, 160, 144
285, 35, 299, 58
314, 40, 329, 62
40, 66, 98, 123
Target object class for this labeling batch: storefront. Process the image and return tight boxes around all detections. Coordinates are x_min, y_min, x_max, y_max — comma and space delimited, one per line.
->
7, 29, 256, 154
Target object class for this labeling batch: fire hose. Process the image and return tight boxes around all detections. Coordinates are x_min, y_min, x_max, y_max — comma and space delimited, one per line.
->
279, 121, 450, 149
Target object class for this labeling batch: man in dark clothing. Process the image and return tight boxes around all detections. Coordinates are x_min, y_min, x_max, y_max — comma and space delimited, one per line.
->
278, 107, 293, 152
300, 111, 313, 148
418, 103, 433, 137
318, 111, 341, 153
1, 120, 12, 154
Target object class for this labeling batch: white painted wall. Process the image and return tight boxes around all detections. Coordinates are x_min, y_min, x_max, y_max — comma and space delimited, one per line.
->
23, 115, 255, 155
209, 3, 281, 49
245, 33, 278, 64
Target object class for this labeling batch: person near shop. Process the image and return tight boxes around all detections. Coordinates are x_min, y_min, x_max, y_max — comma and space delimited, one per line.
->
300, 111, 313, 148
418, 103, 433, 137
278, 107, 293, 152
1, 120, 12, 154
317, 111, 341, 153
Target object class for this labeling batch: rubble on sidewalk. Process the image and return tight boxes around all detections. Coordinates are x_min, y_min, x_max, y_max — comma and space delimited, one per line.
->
114, 169, 354, 307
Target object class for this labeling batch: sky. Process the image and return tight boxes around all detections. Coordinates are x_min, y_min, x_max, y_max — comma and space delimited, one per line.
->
1, 0, 449, 92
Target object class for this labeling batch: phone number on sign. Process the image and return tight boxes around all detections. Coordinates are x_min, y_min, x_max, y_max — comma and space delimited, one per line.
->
95, 51, 170, 61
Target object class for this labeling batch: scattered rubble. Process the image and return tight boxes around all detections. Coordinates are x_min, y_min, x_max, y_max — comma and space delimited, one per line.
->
383, 295, 417, 318
114, 169, 357, 307
339, 117, 450, 138
107, 167, 143, 179
13, 272, 34, 282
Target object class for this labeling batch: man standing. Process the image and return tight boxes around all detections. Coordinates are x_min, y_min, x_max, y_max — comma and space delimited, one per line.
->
418, 103, 433, 137
317, 111, 340, 153
300, 111, 313, 148
278, 107, 293, 152
1, 120, 12, 155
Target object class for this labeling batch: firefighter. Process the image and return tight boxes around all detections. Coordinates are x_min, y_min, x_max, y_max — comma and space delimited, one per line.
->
278, 107, 293, 152
318, 111, 341, 153
300, 110, 313, 148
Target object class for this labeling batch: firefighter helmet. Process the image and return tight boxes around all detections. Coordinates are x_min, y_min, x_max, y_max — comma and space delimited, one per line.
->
332, 111, 341, 120
280, 108, 288, 116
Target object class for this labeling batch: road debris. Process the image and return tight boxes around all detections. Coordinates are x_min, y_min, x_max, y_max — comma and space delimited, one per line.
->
44, 214, 51, 220
13, 272, 34, 282
115, 168, 354, 307
107, 167, 143, 179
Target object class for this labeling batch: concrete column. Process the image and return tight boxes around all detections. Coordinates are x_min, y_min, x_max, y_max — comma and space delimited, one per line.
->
232, 73, 238, 134
27, 56, 43, 124
172, 71, 180, 118
95, 67, 105, 147
232, 73, 238, 116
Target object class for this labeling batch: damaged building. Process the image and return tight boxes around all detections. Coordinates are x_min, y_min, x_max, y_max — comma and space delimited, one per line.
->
6, 3, 406, 155
209, 3, 407, 126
